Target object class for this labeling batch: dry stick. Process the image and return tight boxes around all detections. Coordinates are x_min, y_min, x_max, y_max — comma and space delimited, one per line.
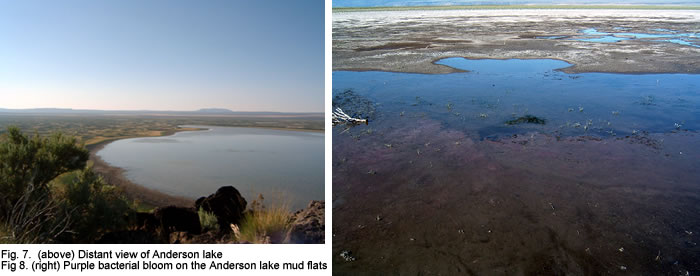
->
332, 108, 367, 126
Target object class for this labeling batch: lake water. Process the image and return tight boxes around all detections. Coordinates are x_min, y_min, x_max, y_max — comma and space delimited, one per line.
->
332, 58, 700, 274
536, 28, 700, 47
98, 126, 324, 210
334, 58, 699, 140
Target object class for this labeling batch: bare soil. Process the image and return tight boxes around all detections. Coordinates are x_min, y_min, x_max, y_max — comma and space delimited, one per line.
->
333, 9, 700, 74
333, 118, 700, 275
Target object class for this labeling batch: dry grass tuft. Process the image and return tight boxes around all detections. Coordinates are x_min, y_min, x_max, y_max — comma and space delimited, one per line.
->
232, 195, 291, 244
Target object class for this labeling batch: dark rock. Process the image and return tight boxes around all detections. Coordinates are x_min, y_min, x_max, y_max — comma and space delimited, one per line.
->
285, 200, 325, 244
128, 212, 158, 232
194, 197, 206, 210
153, 206, 201, 238
505, 115, 546, 125
96, 230, 162, 244
199, 186, 247, 232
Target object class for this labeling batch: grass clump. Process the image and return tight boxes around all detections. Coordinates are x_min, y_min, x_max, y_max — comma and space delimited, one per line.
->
232, 195, 291, 244
198, 208, 219, 233
0, 223, 11, 244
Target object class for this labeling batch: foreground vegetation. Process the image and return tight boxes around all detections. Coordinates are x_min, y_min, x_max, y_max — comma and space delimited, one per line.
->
232, 195, 291, 244
0, 126, 131, 243
333, 5, 700, 12
0, 127, 308, 243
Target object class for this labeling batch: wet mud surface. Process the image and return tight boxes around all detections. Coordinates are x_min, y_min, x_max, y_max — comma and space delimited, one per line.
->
333, 123, 700, 275
332, 58, 700, 275
333, 9, 700, 74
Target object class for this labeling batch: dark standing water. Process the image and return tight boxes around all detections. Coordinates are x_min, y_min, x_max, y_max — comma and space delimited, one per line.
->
332, 58, 700, 274
99, 126, 324, 210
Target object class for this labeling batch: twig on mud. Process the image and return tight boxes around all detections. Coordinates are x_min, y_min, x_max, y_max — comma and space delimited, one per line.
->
332, 108, 367, 126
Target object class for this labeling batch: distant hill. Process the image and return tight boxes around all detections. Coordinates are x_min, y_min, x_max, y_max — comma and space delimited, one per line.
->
195, 108, 235, 114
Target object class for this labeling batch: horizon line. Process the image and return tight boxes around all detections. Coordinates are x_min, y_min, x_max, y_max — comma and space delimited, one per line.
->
333, 4, 700, 10
0, 107, 324, 114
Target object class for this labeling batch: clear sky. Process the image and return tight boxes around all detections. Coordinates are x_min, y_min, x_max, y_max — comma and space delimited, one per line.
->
0, 0, 324, 112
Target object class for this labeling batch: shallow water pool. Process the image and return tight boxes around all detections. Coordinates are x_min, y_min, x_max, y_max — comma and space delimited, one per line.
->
332, 58, 700, 274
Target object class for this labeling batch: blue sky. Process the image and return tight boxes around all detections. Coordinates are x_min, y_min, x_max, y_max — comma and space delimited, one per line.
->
0, 0, 324, 112
333, 0, 700, 7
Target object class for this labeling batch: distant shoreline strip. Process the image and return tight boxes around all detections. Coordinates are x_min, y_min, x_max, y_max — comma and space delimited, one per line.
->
333, 5, 700, 12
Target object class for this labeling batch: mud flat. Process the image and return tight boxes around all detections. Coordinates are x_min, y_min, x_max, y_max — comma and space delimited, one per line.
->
333, 9, 700, 74
332, 10, 700, 273
333, 120, 700, 274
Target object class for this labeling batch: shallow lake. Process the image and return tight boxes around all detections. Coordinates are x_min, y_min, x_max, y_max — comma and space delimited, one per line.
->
334, 58, 699, 138
332, 58, 700, 274
98, 126, 324, 210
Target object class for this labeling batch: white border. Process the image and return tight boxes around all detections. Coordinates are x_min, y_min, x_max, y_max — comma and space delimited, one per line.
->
2, 0, 333, 275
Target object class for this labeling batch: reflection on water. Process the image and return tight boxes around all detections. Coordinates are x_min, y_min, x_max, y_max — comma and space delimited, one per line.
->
133, 138, 182, 143
336, 58, 698, 139
332, 59, 700, 274
556, 28, 700, 47
99, 126, 324, 210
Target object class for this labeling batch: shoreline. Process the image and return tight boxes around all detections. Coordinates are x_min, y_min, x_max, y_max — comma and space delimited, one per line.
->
333, 5, 700, 12
332, 55, 700, 75
88, 132, 196, 208
334, 55, 700, 76
181, 125, 325, 134
87, 125, 324, 209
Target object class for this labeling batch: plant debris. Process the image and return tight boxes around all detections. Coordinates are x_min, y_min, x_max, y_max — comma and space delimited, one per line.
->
333, 108, 368, 126
340, 250, 356, 262
332, 89, 376, 126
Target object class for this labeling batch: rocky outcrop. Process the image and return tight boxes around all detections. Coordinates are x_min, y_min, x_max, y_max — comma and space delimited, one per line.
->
129, 212, 158, 232
153, 206, 201, 236
285, 200, 325, 244
96, 230, 161, 244
96, 186, 325, 244
197, 186, 247, 232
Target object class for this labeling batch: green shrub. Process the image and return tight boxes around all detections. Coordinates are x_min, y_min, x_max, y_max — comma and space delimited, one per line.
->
0, 127, 129, 243
198, 208, 219, 232
59, 167, 131, 242
0, 126, 88, 212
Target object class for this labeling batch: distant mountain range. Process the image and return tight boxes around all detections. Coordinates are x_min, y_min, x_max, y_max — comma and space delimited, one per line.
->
0, 108, 323, 117
196, 108, 236, 114
333, 0, 700, 7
